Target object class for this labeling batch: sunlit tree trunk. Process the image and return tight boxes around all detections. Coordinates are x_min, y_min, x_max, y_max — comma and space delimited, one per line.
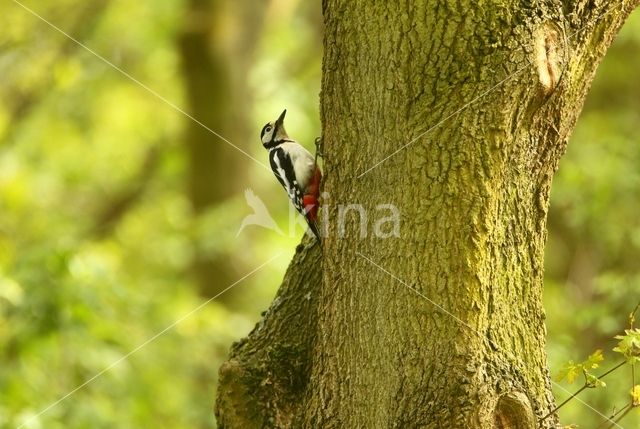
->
215, 1, 639, 427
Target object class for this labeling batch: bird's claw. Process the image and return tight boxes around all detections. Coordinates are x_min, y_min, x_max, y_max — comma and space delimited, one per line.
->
314, 136, 324, 158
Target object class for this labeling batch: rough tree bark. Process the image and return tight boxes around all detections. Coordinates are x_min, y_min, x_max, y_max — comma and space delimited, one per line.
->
216, 1, 639, 428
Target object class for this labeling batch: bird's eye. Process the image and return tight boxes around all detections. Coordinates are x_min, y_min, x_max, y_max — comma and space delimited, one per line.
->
265, 126, 272, 133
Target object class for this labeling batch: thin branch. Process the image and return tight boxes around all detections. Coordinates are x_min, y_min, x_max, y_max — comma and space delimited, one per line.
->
598, 361, 627, 380
629, 302, 640, 329
540, 361, 626, 422
593, 403, 631, 429
603, 404, 633, 429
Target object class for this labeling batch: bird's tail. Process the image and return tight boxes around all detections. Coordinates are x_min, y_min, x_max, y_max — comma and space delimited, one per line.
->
308, 219, 321, 242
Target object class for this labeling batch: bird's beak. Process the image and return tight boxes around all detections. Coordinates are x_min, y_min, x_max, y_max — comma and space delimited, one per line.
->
276, 109, 287, 126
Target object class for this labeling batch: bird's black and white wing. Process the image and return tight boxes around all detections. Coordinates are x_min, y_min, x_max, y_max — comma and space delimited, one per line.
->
269, 147, 305, 213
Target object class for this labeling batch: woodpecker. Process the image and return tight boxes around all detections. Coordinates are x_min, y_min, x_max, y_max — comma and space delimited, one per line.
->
261, 109, 322, 241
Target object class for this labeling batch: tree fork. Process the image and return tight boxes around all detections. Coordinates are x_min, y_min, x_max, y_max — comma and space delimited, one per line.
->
216, 1, 639, 427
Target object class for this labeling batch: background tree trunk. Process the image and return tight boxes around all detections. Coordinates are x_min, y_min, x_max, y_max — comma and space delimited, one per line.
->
179, 0, 265, 299
216, 0, 639, 427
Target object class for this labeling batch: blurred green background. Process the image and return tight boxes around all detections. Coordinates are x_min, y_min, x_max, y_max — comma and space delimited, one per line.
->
0, 1, 638, 428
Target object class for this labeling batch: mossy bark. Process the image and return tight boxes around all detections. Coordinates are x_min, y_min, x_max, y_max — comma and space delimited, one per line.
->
215, 1, 639, 427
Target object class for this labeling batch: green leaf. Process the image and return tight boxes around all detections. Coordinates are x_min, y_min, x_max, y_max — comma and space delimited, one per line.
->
556, 350, 607, 385
613, 328, 640, 364
555, 360, 580, 383
631, 385, 640, 407
584, 349, 604, 369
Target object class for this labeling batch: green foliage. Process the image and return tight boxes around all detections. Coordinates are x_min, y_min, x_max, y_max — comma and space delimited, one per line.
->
613, 329, 640, 364
555, 349, 605, 386
0, 1, 319, 428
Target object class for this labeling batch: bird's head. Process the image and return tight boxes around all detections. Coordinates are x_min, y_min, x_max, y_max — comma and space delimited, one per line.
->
261, 109, 289, 149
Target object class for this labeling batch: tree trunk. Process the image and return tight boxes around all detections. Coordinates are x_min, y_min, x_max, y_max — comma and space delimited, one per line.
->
179, 0, 265, 298
215, 1, 639, 427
